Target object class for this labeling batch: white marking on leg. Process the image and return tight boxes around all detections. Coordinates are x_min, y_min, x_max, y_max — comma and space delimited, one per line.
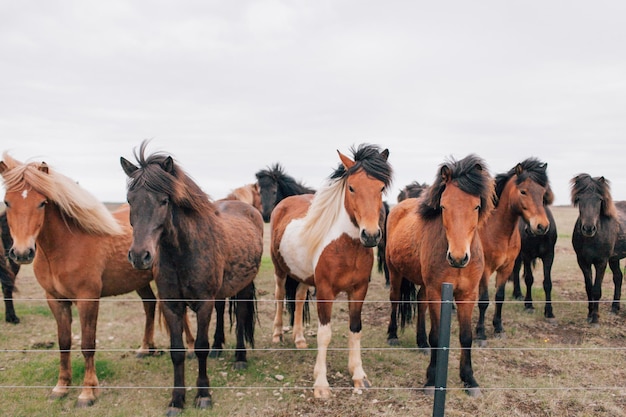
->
348, 331, 370, 392
293, 283, 309, 348
313, 323, 332, 398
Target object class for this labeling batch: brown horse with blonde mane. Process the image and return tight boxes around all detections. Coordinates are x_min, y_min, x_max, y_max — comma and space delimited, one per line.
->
0, 152, 158, 408
270, 144, 392, 398
385, 154, 494, 396
222, 183, 262, 214
475, 158, 552, 343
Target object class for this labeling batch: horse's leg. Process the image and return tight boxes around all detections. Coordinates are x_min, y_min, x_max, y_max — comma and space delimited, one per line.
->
293, 283, 309, 349
386, 268, 401, 346
577, 258, 595, 323
609, 257, 623, 314
1, 268, 19, 324
511, 254, 523, 301
590, 260, 607, 324
457, 293, 481, 397
475, 276, 489, 344
161, 301, 188, 415
233, 283, 256, 370
542, 252, 556, 320
193, 300, 214, 410
523, 257, 536, 311
272, 273, 286, 343
47, 297, 73, 400
134, 285, 157, 357
75, 298, 100, 407
209, 299, 225, 358
183, 310, 195, 358
347, 284, 371, 393
423, 286, 440, 394
313, 287, 334, 399
416, 285, 430, 352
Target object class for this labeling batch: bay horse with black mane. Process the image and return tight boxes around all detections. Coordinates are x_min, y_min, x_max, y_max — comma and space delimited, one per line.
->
270, 144, 392, 398
1, 211, 21, 323
510, 205, 557, 320
570, 174, 626, 325
0, 152, 159, 408
475, 158, 552, 343
386, 154, 494, 396
121, 141, 263, 415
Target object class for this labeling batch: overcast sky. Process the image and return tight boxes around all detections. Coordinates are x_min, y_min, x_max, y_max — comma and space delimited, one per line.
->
2, 1, 625, 205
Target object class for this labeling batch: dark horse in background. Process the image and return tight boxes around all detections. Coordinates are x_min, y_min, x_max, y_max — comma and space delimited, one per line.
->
122, 141, 263, 415
1, 212, 21, 323
511, 205, 557, 320
255, 163, 315, 223
571, 174, 626, 325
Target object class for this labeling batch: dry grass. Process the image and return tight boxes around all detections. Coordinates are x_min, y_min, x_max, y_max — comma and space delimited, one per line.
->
2, 206, 626, 416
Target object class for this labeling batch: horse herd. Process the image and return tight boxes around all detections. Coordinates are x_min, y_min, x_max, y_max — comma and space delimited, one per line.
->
1, 141, 626, 415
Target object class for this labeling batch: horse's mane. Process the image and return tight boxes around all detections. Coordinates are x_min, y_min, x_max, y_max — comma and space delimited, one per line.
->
570, 173, 617, 219
125, 141, 214, 215
301, 144, 393, 259
397, 181, 428, 203
494, 157, 554, 206
255, 163, 316, 197
419, 154, 494, 226
225, 183, 261, 209
0, 152, 123, 236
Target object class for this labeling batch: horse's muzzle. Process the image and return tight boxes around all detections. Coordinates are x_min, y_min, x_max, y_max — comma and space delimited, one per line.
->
128, 250, 154, 270
360, 229, 382, 248
447, 251, 470, 268
8, 246, 35, 264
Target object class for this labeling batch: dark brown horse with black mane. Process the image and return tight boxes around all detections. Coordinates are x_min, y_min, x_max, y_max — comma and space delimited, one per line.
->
397, 180, 428, 202
1, 212, 21, 323
386, 154, 494, 396
255, 163, 315, 223
0, 153, 159, 408
571, 174, 626, 325
121, 141, 263, 416
511, 205, 557, 320
475, 158, 552, 343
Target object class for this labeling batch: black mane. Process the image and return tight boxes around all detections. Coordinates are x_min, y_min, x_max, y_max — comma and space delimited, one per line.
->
255, 163, 315, 197
494, 158, 552, 204
330, 144, 393, 190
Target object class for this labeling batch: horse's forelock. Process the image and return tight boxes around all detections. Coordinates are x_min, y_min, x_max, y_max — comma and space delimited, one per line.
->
331, 144, 393, 189
570, 174, 617, 218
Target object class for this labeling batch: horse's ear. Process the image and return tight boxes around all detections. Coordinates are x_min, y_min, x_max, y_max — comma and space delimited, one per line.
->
337, 150, 356, 170
440, 165, 452, 183
0, 161, 7, 174
515, 163, 524, 176
380, 148, 389, 161
474, 163, 483, 172
599, 176, 606, 184
120, 157, 138, 177
162, 156, 175, 173
39, 162, 49, 174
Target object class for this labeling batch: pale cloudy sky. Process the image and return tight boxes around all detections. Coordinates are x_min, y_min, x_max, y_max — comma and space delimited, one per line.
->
1, 1, 625, 205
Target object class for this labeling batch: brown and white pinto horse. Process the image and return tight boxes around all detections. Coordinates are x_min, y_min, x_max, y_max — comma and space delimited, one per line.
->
385, 155, 494, 396
270, 144, 392, 398
475, 158, 552, 343
0, 153, 157, 407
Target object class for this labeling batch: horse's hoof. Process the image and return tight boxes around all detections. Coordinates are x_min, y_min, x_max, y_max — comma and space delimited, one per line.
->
387, 338, 399, 346
354, 377, 371, 390
6, 316, 20, 324
475, 339, 487, 348
272, 334, 283, 344
314, 386, 332, 399
48, 391, 68, 401
524, 307, 535, 314
418, 345, 430, 355
165, 406, 183, 417
423, 386, 435, 397
195, 396, 212, 409
466, 386, 482, 397
75, 397, 96, 408
209, 349, 222, 359
186, 351, 196, 360
494, 332, 506, 340
233, 361, 248, 370
590, 322, 600, 328
295, 340, 308, 349
545, 317, 557, 325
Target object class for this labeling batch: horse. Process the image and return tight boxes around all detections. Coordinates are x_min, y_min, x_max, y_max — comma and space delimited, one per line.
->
222, 182, 263, 214
570, 174, 626, 325
397, 180, 428, 202
475, 158, 552, 343
510, 205, 557, 320
385, 154, 494, 396
0, 153, 159, 408
121, 141, 263, 415
270, 144, 392, 399
255, 162, 315, 223
1, 211, 21, 323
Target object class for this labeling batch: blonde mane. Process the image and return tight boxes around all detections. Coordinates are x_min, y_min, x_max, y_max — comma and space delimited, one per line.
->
1, 152, 123, 236
300, 177, 346, 260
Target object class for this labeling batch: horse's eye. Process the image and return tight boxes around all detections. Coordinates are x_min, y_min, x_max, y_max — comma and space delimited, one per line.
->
3, 201, 9, 209
348, 185, 355, 193
440, 205, 446, 210
38, 200, 48, 209
475, 205, 481, 211
380, 186, 385, 193
160, 197, 169, 207
520, 190, 527, 195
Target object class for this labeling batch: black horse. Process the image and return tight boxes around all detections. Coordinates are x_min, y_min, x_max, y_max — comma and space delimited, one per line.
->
571, 174, 626, 325
511, 205, 557, 320
255, 163, 315, 223
1, 212, 21, 323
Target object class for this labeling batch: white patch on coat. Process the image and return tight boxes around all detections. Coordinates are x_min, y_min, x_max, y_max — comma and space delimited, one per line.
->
21, 189, 28, 199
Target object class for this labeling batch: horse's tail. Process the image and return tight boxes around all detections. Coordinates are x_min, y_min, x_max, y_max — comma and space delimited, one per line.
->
285, 276, 310, 327
229, 282, 257, 348
398, 277, 418, 330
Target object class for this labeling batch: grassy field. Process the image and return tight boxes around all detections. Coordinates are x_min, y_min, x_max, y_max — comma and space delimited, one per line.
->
1, 205, 626, 416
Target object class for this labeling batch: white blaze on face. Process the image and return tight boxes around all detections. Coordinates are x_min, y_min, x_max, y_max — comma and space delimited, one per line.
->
21, 189, 28, 199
